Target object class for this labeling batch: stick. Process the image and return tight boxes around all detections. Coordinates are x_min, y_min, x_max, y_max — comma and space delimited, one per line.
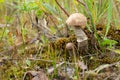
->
55, 0, 69, 17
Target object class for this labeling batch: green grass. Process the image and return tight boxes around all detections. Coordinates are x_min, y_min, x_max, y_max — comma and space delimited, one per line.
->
0, 0, 120, 79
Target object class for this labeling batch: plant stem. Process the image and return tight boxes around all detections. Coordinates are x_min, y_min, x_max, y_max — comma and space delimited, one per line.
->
55, 0, 69, 17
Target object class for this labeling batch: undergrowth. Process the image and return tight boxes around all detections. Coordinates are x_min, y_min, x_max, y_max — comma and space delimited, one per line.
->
0, 0, 120, 80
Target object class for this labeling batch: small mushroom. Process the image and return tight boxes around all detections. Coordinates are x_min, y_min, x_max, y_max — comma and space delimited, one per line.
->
66, 42, 74, 50
66, 43, 75, 57
66, 13, 88, 49
66, 43, 77, 67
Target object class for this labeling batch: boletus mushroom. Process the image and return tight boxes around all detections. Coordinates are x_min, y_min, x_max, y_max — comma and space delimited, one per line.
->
66, 13, 88, 50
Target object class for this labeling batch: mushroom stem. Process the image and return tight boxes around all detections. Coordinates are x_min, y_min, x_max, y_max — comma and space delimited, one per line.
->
73, 26, 88, 49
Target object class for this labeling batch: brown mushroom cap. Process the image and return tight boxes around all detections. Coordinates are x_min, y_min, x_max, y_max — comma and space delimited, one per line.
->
66, 13, 87, 28
66, 43, 74, 50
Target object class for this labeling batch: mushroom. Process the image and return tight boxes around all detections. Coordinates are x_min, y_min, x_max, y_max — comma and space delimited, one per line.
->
66, 42, 74, 50
66, 42, 75, 57
66, 13, 88, 50
66, 43, 77, 68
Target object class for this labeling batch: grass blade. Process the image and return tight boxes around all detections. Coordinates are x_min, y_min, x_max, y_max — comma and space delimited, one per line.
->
105, 0, 112, 38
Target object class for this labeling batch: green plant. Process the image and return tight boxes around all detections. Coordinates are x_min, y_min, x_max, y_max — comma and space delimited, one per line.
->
105, 0, 112, 38
100, 38, 118, 48
0, 0, 120, 80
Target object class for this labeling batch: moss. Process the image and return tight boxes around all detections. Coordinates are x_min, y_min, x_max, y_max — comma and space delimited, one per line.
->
86, 55, 120, 70
107, 29, 120, 45
1, 60, 25, 79
96, 24, 120, 45
50, 34, 77, 50
97, 56, 120, 64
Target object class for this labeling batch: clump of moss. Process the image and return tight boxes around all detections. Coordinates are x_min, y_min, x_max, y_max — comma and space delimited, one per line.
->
96, 24, 120, 45
55, 38, 69, 49
49, 35, 77, 50
86, 53, 120, 70
107, 29, 120, 45
97, 56, 120, 64
1, 60, 25, 80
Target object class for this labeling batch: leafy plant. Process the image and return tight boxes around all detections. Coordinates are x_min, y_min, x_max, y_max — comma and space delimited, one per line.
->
18, 1, 39, 11
100, 38, 118, 48
26, 59, 31, 66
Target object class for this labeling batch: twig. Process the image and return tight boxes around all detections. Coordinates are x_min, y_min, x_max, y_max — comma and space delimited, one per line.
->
103, 70, 120, 80
85, 61, 120, 75
54, 0, 70, 36
55, 0, 69, 17
76, 0, 95, 32
76, 0, 96, 33
28, 58, 57, 63
76, 0, 94, 30
76, 0, 90, 14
